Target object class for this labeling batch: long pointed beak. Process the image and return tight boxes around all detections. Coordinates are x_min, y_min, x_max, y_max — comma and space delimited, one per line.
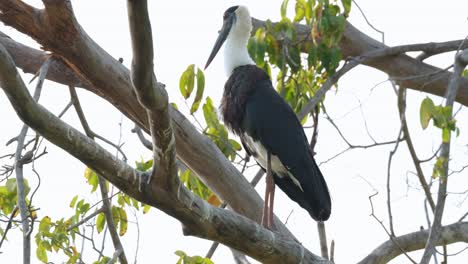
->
204, 14, 235, 70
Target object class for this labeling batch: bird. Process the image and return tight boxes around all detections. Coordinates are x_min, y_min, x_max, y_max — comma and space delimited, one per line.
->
204, 5, 331, 228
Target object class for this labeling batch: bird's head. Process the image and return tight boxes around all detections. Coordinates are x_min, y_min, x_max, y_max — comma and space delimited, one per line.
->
204, 5, 252, 70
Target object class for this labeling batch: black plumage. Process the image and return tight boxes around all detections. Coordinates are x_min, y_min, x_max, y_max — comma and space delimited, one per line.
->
221, 65, 331, 221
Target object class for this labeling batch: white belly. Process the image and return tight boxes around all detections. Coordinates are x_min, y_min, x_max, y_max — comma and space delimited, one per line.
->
243, 134, 303, 191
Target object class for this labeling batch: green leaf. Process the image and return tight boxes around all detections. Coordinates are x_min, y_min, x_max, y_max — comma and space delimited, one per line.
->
281, 0, 290, 19
96, 212, 106, 233
84, 168, 98, 193
36, 244, 48, 263
419, 97, 435, 129
118, 207, 128, 236
39, 216, 52, 232
80, 202, 90, 214
202, 97, 219, 129
229, 139, 242, 151
306, 0, 315, 23
308, 45, 318, 69
294, 0, 307, 22
142, 203, 151, 214
69, 195, 78, 208
111, 206, 120, 228
191, 68, 205, 114
131, 197, 140, 210
6, 178, 17, 194
179, 64, 195, 99
463, 69, 468, 77
135, 159, 153, 172
433, 157, 446, 178
41, 240, 52, 251
341, 0, 351, 15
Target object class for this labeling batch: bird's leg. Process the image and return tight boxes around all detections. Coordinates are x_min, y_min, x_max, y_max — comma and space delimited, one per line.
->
262, 152, 274, 228
261, 171, 270, 227
268, 170, 275, 228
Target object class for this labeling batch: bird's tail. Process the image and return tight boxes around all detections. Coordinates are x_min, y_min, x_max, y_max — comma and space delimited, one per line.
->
305, 160, 331, 221
273, 158, 331, 221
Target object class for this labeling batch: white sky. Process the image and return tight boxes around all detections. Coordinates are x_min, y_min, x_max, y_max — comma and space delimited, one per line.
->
1, 0, 468, 263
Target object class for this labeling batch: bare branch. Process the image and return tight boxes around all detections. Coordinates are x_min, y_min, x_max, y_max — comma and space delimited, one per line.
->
13, 57, 50, 264
69, 86, 128, 264
396, 85, 435, 210
367, 192, 417, 264
351, 0, 385, 43
67, 207, 105, 232
358, 221, 468, 264
317, 221, 329, 260
131, 125, 153, 150
386, 128, 403, 237
420, 49, 468, 264
0, 207, 18, 250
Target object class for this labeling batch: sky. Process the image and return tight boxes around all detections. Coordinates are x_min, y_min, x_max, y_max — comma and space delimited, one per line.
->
1, 0, 468, 263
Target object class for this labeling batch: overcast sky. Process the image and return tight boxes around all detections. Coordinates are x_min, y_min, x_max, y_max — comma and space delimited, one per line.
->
1, 0, 468, 263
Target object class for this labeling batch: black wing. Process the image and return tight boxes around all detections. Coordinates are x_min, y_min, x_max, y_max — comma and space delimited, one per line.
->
241, 79, 331, 221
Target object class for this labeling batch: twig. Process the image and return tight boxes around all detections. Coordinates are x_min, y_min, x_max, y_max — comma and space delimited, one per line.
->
368, 192, 417, 263
57, 100, 73, 118
67, 207, 105, 232
386, 128, 403, 236
231, 249, 252, 264
309, 106, 319, 155
14, 57, 51, 264
133, 210, 140, 264
131, 125, 153, 150
0, 207, 19, 249
69, 85, 128, 264
396, 84, 436, 211
317, 221, 329, 259
352, 0, 385, 43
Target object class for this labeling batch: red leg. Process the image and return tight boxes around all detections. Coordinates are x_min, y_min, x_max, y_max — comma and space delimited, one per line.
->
262, 177, 270, 227
262, 152, 274, 228
268, 176, 275, 228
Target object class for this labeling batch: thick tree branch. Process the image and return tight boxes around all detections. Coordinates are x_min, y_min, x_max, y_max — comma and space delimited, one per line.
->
0, 1, 296, 237
1, 1, 467, 240
0, 31, 88, 88
358, 221, 468, 264
126, 0, 177, 190
0, 42, 327, 264
252, 19, 468, 106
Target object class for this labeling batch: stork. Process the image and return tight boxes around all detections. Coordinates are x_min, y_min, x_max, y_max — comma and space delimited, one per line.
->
205, 5, 331, 228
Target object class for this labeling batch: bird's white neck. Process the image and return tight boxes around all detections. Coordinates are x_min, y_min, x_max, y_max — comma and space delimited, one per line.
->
223, 28, 254, 76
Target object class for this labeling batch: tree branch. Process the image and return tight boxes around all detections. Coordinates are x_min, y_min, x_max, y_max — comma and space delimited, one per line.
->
252, 19, 468, 107
420, 49, 468, 263
126, 0, 177, 190
0, 42, 327, 264
358, 221, 468, 264
7, 1, 298, 237
1, 1, 467, 243
69, 86, 128, 264
13, 57, 50, 264
396, 85, 436, 211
